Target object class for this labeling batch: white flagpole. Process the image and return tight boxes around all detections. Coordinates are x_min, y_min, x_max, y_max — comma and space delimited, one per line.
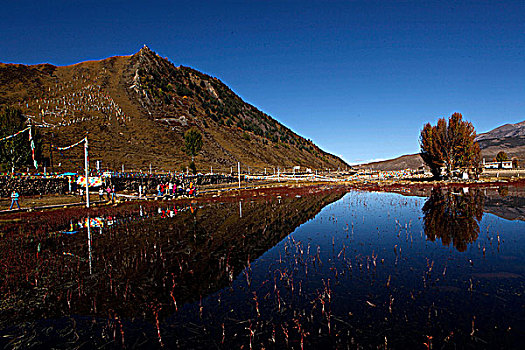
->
84, 137, 90, 208
238, 162, 241, 188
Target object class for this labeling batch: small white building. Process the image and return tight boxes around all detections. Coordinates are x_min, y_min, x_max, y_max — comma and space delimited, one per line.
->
501, 161, 513, 169
482, 158, 512, 169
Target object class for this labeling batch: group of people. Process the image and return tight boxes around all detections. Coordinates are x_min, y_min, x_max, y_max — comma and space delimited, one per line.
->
156, 181, 197, 198
6, 179, 197, 211
98, 186, 116, 202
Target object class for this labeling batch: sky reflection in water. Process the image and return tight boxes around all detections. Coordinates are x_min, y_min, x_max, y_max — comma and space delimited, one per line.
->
1, 187, 524, 349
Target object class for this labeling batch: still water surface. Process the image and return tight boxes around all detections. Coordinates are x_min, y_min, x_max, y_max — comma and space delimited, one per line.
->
1, 187, 524, 348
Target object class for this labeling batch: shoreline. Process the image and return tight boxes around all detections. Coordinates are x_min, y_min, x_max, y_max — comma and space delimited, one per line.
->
1, 176, 524, 216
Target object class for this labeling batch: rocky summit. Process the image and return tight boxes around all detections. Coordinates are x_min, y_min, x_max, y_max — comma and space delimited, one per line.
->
0, 46, 348, 173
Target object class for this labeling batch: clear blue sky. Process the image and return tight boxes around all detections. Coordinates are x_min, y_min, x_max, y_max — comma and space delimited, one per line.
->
1, 0, 524, 164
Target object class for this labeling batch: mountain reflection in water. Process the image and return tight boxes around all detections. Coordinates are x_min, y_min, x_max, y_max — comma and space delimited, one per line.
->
0, 188, 344, 340
422, 188, 485, 252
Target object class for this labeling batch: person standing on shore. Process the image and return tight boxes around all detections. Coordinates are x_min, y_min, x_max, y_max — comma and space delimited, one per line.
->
9, 190, 20, 210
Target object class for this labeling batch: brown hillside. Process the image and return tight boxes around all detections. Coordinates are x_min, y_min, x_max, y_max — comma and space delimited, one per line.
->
0, 46, 348, 173
356, 154, 425, 171
475, 121, 525, 160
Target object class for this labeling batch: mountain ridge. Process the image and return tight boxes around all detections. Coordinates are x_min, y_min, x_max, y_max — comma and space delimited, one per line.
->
0, 46, 348, 173
476, 120, 525, 141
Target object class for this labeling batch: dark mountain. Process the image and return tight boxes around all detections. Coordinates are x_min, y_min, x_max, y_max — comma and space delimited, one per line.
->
476, 121, 525, 141
0, 46, 348, 173
475, 120, 525, 161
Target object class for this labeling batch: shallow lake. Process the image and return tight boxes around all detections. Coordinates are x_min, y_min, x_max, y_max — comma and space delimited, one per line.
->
1, 186, 524, 348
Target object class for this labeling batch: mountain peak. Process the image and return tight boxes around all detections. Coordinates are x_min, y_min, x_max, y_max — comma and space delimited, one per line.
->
0, 48, 349, 172
138, 44, 155, 56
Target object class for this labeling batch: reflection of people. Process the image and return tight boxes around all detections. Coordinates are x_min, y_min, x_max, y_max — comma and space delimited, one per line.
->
111, 186, 116, 203
422, 188, 485, 252
9, 190, 20, 210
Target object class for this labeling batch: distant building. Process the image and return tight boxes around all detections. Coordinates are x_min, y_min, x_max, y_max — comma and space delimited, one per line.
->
501, 161, 513, 169
482, 159, 512, 169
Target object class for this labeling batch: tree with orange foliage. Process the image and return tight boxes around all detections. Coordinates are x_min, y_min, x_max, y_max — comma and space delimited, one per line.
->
420, 113, 481, 179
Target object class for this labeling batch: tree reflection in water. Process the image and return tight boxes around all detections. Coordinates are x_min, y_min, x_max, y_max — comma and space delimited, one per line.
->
422, 188, 485, 252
